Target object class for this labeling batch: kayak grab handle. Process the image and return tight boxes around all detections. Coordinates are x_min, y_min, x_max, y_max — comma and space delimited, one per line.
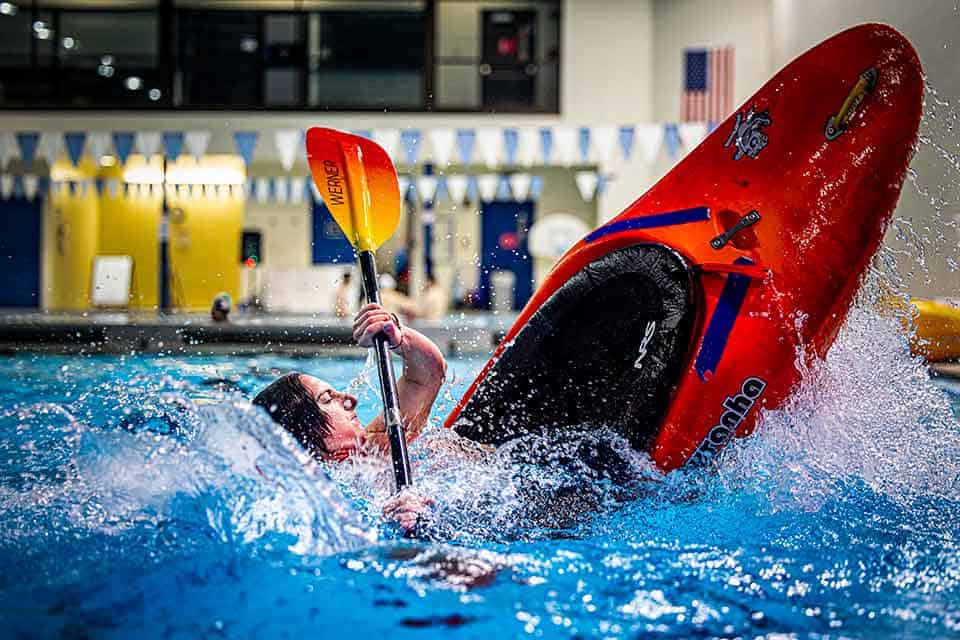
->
711, 210, 761, 250
825, 67, 878, 141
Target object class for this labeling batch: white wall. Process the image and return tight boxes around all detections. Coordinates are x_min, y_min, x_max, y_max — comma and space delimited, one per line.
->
652, 0, 773, 122
771, 0, 960, 298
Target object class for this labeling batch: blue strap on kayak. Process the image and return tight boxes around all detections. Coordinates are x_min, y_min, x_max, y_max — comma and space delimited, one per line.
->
585, 206, 710, 243
695, 256, 755, 381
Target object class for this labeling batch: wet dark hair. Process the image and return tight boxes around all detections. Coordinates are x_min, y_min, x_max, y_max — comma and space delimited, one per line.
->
252, 372, 332, 455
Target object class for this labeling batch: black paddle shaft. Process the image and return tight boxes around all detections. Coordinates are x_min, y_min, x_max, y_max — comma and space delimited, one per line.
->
358, 250, 413, 491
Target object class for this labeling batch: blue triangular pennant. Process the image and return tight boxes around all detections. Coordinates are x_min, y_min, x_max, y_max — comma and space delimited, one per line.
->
466, 175, 479, 202
233, 131, 259, 166
456, 129, 476, 165
496, 175, 511, 201
597, 174, 609, 196
16, 132, 39, 166
503, 128, 519, 165
13, 175, 24, 199
530, 175, 545, 201
664, 124, 680, 158
65, 132, 87, 167
618, 126, 636, 160
112, 132, 135, 165
707, 121, 719, 133
539, 128, 554, 164
352, 129, 372, 140
400, 129, 421, 166
162, 131, 185, 162
578, 127, 591, 163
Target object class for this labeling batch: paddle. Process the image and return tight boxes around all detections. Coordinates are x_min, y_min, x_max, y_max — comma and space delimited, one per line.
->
305, 127, 412, 492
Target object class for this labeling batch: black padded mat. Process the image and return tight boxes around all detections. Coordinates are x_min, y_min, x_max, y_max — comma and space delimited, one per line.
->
453, 243, 699, 452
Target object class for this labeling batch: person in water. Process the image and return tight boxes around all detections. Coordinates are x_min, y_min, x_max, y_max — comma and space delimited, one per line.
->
253, 302, 445, 532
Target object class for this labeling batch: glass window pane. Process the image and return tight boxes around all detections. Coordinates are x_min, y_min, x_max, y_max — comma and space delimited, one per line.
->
59, 12, 158, 69
178, 11, 260, 106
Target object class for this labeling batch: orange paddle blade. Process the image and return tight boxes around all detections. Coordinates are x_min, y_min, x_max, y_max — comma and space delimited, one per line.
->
305, 127, 401, 252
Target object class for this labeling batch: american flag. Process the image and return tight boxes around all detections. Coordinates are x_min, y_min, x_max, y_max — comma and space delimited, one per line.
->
682, 46, 734, 122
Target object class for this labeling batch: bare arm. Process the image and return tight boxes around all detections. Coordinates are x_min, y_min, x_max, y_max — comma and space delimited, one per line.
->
353, 303, 447, 447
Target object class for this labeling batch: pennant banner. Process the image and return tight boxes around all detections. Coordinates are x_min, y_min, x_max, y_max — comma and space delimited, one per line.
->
136, 131, 161, 160
400, 129, 421, 166
577, 127, 591, 164
678, 122, 708, 150
87, 131, 112, 163
185, 130, 211, 161
539, 128, 554, 165
64, 132, 87, 167
274, 129, 302, 172
456, 128, 476, 166
162, 131, 185, 162
477, 174, 499, 202
554, 127, 578, 166
428, 128, 455, 167
618, 126, 636, 161
16, 132, 39, 166
234, 131, 259, 166
509, 173, 532, 201
663, 123, 681, 159
516, 127, 539, 167
445, 175, 468, 204
575, 171, 599, 201
636, 124, 664, 163
495, 174, 511, 201
0, 132, 17, 167
503, 128, 519, 166
113, 132, 135, 165
416, 175, 438, 203
290, 176, 306, 204
23, 174, 39, 200
477, 127, 501, 169
37, 131, 63, 168
0, 175, 13, 200
591, 126, 617, 166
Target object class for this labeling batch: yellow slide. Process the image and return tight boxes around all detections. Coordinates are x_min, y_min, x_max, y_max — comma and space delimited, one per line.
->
908, 298, 960, 363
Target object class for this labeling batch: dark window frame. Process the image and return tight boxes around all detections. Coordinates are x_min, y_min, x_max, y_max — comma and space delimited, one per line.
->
0, 0, 561, 113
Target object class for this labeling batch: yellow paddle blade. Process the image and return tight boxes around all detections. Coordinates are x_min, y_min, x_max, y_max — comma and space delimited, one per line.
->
305, 127, 401, 252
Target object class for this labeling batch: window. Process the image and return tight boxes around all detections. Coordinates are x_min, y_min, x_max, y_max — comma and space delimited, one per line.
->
309, 10, 425, 109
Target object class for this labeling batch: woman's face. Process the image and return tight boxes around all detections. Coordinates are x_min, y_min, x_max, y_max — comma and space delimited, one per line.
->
298, 374, 363, 462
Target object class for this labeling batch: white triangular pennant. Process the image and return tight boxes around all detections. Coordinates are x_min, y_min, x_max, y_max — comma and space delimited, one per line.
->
37, 131, 64, 168
554, 126, 578, 166
373, 128, 401, 164
445, 175, 468, 204
397, 175, 411, 200
416, 175, 439, 203
274, 176, 289, 204
575, 171, 599, 201
256, 177, 270, 204
509, 173, 532, 201
290, 177, 306, 204
136, 131, 162, 160
428, 128, 456, 167
23, 174, 39, 200
516, 127, 539, 167
0, 175, 13, 199
590, 126, 617, 166
678, 122, 708, 150
87, 131, 112, 162
477, 174, 499, 202
274, 129, 301, 172
0, 132, 16, 166
185, 130, 212, 161
477, 128, 502, 169
635, 124, 664, 164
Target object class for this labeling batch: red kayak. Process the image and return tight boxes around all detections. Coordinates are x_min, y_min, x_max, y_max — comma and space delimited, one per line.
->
443, 24, 923, 471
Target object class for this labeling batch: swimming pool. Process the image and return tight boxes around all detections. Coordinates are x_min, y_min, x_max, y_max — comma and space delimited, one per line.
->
0, 307, 958, 639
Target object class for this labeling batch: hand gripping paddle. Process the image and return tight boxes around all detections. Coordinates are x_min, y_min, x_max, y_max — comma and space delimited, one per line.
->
305, 127, 412, 492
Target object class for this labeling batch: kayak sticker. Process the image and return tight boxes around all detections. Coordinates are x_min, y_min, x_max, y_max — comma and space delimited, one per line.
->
585, 206, 710, 243
633, 321, 657, 370
694, 256, 755, 380
689, 376, 767, 465
723, 107, 772, 160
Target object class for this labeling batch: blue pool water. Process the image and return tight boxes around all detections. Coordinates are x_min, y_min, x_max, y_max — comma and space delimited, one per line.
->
0, 308, 958, 639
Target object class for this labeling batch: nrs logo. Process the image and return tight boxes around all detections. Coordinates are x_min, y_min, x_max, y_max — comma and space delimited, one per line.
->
689, 376, 766, 465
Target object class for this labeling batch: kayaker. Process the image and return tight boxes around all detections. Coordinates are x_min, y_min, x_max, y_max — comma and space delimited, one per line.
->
253, 302, 445, 533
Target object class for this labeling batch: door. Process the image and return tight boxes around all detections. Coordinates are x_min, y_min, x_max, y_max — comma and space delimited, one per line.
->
0, 197, 41, 307
478, 200, 534, 310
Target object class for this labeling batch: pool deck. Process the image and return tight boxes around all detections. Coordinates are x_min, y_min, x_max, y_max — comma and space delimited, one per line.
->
0, 310, 518, 357
0, 310, 957, 379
